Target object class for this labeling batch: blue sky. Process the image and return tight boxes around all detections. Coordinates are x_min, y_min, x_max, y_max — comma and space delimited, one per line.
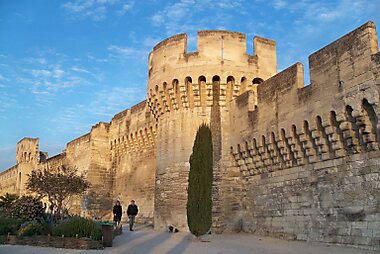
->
0, 0, 379, 171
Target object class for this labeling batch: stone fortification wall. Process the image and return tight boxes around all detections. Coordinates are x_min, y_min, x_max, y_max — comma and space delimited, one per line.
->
0, 166, 18, 195
65, 133, 91, 174
1, 20, 379, 250
109, 101, 156, 222
227, 21, 380, 249
149, 31, 277, 230
0, 102, 157, 222
0, 138, 65, 198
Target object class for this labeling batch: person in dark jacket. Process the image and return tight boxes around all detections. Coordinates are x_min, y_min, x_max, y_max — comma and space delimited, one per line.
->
113, 200, 122, 226
127, 200, 138, 231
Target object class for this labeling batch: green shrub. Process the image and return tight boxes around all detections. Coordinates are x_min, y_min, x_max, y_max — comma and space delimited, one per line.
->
0, 193, 18, 216
17, 221, 48, 236
10, 195, 43, 221
52, 216, 102, 240
187, 123, 213, 237
0, 216, 23, 235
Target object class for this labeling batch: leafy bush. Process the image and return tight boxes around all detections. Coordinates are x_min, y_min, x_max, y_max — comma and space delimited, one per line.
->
26, 165, 90, 220
0, 193, 18, 216
10, 195, 43, 221
0, 216, 23, 235
17, 221, 48, 236
52, 216, 102, 240
187, 123, 213, 237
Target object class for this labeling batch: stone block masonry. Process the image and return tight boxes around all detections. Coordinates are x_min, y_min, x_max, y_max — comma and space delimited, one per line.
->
1, 21, 379, 250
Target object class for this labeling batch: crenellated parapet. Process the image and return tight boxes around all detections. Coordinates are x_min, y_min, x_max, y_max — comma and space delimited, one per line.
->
232, 101, 379, 178
147, 30, 276, 120
108, 101, 156, 158
229, 21, 380, 178
110, 124, 157, 157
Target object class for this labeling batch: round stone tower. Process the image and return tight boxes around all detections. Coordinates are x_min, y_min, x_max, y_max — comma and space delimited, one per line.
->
147, 30, 277, 231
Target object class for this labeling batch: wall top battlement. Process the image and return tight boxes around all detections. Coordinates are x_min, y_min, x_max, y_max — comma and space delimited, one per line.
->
198, 30, 246, 38
309, 21, 378, 90
17, 137, 38, 145
150, 30, 275, 58
153, 33, 187, 51
151, 30, 258, 57
309, 21, 378, 67
66, 132, 90, 147
111, 100, 147, 122
245, 21, 379, 107
254, 36, 276, 47
148, 30, 277, 93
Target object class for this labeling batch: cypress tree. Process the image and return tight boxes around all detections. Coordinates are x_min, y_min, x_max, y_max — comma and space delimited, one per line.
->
187, 123, 213, 237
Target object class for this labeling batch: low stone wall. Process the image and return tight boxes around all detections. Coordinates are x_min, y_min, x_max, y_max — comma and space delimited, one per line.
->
2, 235, 103, 249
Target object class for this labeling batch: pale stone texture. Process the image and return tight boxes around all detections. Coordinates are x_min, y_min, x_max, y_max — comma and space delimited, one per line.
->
1, 22, 379, 250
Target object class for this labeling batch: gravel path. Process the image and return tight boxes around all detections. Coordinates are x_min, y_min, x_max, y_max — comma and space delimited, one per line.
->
1, 225, 378, 254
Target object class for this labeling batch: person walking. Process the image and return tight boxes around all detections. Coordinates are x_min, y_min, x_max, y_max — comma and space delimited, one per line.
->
113, 200, 122, 226
127, 200, 138, 231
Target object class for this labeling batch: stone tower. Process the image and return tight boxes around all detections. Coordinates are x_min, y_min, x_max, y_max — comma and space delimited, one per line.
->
147, 31, 277, 230
15, 138, 40, 196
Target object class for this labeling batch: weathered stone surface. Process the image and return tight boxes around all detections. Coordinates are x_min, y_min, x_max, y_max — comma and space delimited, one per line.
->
1, 22, 380, 250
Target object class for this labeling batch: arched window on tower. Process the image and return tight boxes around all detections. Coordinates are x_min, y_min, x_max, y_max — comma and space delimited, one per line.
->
185, 76, 193, 107
252, 77, 264, 85
212, 75, 220, 82
198, 76, 207, 108
240, 77, 247, 94
226, 76, 235, 101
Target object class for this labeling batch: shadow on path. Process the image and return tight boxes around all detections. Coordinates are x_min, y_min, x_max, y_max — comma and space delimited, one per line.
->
166, 233, 192, 254
114, 231, 173, 254
112, 230, 148, 247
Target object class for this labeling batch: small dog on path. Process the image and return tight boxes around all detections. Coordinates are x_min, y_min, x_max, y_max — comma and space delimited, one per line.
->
167, 225, 179, 233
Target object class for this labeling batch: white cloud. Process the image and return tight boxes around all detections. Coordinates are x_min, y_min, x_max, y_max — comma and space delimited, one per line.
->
107, 45, 149, 61
62, 0, 134, 21
318, 11, 341, 22
272, 0, 373, 23
87, 53, 109, 63
149, 0, 243, 35
48, 85, 145, 136
61, 0, 93, 13
50, 105, 93, 135
31, 90, 50, 95
0, 74, 9, 81
31, 69, 51, 78
13, 55, 95, 102
53, 68, 65, 78
273, 0, 287, 9
108, 45, 135, 57
23, 57, 47, 65
216, 0, 243, 8
72, 66, 91, 74
91, 86, 145, 117
117, 1, 134, 16
143, 37, 161, 47
0, 90, 17, 117
151, 13, 164, 25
